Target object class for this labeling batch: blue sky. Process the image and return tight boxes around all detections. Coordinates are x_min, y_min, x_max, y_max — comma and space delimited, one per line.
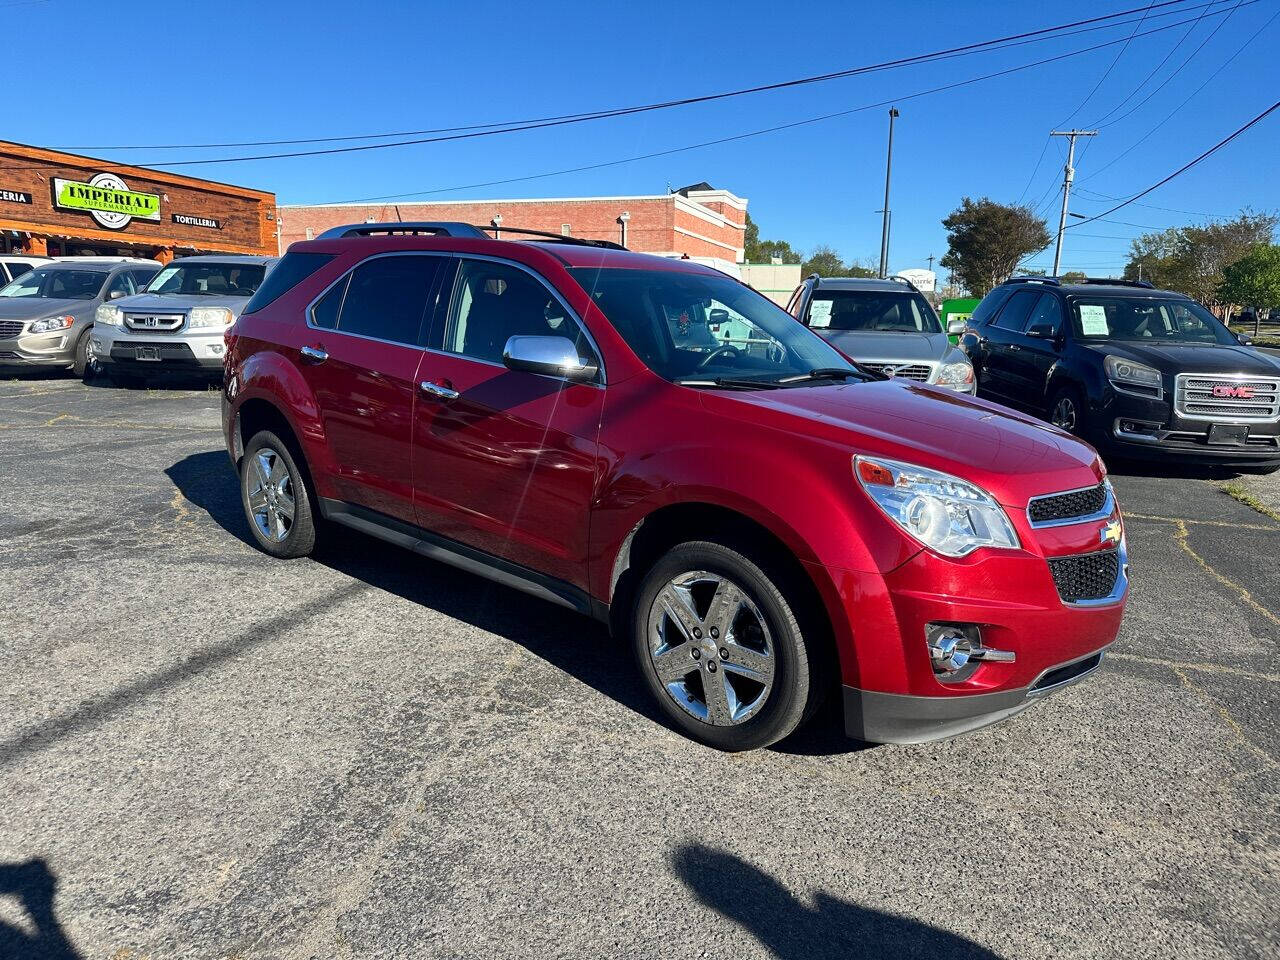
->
8, 0, 1279, 276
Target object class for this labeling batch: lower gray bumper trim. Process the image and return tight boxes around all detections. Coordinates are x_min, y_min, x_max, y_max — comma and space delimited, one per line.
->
843, 686, 1034, 745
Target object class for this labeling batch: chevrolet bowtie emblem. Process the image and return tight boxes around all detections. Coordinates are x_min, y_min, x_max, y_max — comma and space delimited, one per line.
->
1100, 519, 1122, 547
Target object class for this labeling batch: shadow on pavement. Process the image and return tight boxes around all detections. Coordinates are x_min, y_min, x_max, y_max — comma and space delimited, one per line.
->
165, 450, 862, 754
671, 843, 1002, 960
0, 859, 81, 960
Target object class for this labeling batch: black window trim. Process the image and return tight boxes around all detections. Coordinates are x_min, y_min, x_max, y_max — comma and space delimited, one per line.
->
305, 251, 449, 350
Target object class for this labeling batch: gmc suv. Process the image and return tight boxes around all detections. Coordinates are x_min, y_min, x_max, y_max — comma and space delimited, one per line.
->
959, 277, 1280, 472
222, 223, 1127, 751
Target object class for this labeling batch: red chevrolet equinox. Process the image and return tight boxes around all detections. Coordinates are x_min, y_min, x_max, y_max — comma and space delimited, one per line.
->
222, 222, 1127, 751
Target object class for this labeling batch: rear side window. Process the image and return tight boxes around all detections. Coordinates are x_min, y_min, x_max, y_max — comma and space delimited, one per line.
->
970, 286, 1015, 326
243, 252, 335, 314
328, 255, 442, 345
993, 290, 1040, 330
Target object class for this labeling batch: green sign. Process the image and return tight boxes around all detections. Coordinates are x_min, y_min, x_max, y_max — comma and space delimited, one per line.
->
52, 173, 161, 230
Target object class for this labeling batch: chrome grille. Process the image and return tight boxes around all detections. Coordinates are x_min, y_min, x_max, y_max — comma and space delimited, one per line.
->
862, 361, 933, 382
124, 313, 185, 332
1174, 373, 1280, 422
0, 320, 25, 339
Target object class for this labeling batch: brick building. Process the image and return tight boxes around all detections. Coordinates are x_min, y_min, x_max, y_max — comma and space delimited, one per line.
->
278, 183, 748, 273
0, 140, 277, 263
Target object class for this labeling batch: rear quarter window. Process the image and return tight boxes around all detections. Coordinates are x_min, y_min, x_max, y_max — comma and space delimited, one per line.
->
243, 252, 335, 314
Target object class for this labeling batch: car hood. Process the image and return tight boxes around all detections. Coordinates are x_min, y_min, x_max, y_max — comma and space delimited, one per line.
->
1082, 341, 1280, 375
113, 292, 255, 317
814, 330, 949, 362
0, 297, 91, 320
700, 379, 1102, 506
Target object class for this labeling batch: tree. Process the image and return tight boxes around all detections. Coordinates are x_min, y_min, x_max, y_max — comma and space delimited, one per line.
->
799, 245, 875, 278
940, 198, 1050, 296
1124, 211, 1278, 308
1218, 244, 1280, 336
1060, 271, 1088, 284
743, 213, 800, 264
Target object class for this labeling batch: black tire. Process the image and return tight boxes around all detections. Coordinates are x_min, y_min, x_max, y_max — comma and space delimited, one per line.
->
240, 430, 317, 559
1046, 385, 1089, 439
631, 540, 818, 751
72, 329, 95, 380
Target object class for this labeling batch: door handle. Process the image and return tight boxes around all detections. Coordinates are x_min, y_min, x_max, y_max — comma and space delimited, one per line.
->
1008, 344, 1022, 352
419, 380, 459, 401
300, 345, 328, 364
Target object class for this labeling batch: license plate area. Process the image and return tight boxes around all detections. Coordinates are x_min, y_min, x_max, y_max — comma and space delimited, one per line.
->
1208, 423, 1249, 445
135, 346, 160, 362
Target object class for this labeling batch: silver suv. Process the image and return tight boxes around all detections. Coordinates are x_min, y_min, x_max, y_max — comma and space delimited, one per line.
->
786, 275, 976, 393
0, 258, 159, 376
93, 254, 277, 385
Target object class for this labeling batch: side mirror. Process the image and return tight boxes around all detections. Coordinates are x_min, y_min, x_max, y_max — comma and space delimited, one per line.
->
502, 335, 598, 381
946, 318, 966, 335
108, 289, 128, 300
1236, 332, 1253, 346
1026, 323, 1058, 340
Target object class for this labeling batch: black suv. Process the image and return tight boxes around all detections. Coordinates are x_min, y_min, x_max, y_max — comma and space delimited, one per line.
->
958, 277, 1280, 472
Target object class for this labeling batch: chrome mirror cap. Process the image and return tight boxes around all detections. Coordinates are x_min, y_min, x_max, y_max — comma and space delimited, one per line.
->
946, 318, 966, 335
502, 335, 598, 381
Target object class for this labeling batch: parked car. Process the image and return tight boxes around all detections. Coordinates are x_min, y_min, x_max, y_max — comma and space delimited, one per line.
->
92, 254, 277, 386
785, 275, 976, 393
0, 254, 51, 284
958, 277, 1280, 472
0, 258, 159, 376
222, 222, 1126, 751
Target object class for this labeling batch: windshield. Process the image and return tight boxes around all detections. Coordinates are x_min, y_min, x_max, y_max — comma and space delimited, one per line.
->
1071, 296, 1235, 345
0, 267, 105, 300
569, 267, 857, 385
145, 262, 266, 297
809, 289, 942, 334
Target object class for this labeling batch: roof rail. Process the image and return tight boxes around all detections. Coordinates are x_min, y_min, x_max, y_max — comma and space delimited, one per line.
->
1004, 275, 1060, 286
1075, 277, 1154, 289
478, 225, 626, 250
315, 221, 489, 240
888, 274, 920, 292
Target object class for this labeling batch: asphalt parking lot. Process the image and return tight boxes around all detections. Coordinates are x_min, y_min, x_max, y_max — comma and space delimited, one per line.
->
0, 374, 1277, 960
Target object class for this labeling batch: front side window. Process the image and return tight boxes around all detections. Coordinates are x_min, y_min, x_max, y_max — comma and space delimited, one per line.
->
444, 259, 596, 367
0, 267, 104, 300
329, 255, 441, 345
145, 262, 266, 297
807, 289, 941, 333
1021, 293, 1064, 335
107, 272, 137, 299
1071, 296, 1234, 345
569, 267, 855, 385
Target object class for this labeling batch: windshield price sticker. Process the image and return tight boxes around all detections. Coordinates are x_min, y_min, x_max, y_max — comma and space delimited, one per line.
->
1079, 304, 1110, 336
809, 299, 833, 328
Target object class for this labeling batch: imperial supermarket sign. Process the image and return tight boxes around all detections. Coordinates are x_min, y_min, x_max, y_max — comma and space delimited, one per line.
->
52, 173, 161, 230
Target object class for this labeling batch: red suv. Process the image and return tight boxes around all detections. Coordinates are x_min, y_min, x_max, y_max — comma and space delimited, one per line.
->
222, 223, 1127, 751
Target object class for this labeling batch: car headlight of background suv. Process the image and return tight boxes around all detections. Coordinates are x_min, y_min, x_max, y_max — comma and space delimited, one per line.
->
935, 359, 976, 391
94, 304, 123, 328
29, 315, 74, 334
1104, 354, 1162, 394
187, 306, 234, 329
854, 455, 1020, 557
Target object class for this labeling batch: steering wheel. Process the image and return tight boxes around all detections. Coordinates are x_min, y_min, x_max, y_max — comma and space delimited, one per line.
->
696, 344, 740, 370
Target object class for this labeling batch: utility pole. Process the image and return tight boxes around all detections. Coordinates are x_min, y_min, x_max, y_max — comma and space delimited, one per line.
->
1049, 129, 1097, 277
878, 107, 899, 278
926, 254, 935, 271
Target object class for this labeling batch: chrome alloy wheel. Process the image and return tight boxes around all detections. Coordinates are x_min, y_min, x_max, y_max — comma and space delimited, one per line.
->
646, 571, 775, 726
246, 447, 296, 543
1051, 396, 1078, 432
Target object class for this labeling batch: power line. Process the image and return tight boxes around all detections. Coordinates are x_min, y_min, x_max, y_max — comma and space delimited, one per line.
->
1057, 0, 1158, 126
1067, 99, 1280, 227
1073, 186, 1234, 218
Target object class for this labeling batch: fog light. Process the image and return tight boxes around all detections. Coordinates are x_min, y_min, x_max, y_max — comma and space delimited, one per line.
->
926, 622, 1015, 680
209, 343, 224, 356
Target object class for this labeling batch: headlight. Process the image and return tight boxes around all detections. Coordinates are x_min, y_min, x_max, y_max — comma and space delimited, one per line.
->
1104, 355, 1161, 391
30, 315, 74, 334
95, 304, 123, 327
854, 455, 1020, 557
187, 306, 234, 329
935, 360, 975, 391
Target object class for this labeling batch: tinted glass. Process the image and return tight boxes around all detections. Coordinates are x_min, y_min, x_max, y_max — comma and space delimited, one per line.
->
971, 286, 1015, 326
146, 262, 266, 297
993, 290, 1039, 330
1022, 293, 1063, 335
6, 263, 32, 280
0, 267, 105, 300
243, 252, 334, 314
1070, 296, 1236, 345
107, 272, 137, 298
808, 289, 941, 333
569, 267, 855, 384
336, 255, 440, 345
129, 269, 158, 289
311, 275, 347, 330
445, 259, 595, 366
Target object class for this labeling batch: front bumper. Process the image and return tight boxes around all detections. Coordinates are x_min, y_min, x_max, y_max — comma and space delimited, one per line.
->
843, 647, 1108, 744
1099, 388, 1280, 464
0, 331, 76, 367
93, 324, 225, 373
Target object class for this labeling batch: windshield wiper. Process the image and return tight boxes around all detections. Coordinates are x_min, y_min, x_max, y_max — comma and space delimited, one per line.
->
775, 367, 869, 385
676, 376, 782, 390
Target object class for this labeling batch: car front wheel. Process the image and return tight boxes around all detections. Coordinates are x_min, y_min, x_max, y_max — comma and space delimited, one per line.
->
240, 430, 317, 558
632, 540, 815, 751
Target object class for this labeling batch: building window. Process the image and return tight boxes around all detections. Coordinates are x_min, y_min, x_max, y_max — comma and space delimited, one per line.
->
305, 227, 314, 240
561, 224, 571, 237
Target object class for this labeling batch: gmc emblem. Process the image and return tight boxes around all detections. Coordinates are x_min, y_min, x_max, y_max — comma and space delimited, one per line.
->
1212, 384, 1254, 399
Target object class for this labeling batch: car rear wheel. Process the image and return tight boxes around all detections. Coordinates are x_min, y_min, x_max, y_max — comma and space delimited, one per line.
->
240, 430, 317, 559
632, 541, 814, 751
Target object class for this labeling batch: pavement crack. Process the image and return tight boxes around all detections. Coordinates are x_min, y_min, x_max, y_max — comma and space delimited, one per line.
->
1167, 518, 1280, 628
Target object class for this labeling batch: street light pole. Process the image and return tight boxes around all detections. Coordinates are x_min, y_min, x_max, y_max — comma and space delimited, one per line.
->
878, 107, 899, 279
1049, 129, 1097, 277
